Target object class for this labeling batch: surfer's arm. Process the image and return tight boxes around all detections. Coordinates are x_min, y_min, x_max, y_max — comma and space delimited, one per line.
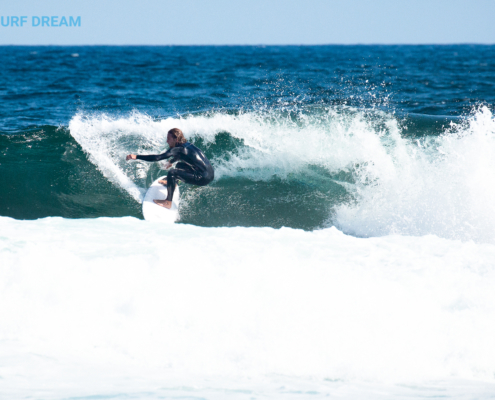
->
134, 152, 170, 162
127, 147, 183, 162
126, 153, 166, 161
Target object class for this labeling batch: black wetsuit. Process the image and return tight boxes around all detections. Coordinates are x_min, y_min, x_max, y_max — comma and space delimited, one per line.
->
136, 142, 214, 202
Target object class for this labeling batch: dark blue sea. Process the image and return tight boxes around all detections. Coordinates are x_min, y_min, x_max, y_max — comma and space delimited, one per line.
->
2, 46, 495, 400
1, 45, 494, 232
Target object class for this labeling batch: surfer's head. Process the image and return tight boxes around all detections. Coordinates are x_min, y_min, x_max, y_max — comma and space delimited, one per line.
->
167, 128, 187, 148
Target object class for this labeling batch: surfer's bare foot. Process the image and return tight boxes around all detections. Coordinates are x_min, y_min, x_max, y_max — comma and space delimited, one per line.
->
158, 179, 167, 185
153, 199, 172, 209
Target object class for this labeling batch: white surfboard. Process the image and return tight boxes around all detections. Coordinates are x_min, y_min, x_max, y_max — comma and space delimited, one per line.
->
142, 175, 180, 222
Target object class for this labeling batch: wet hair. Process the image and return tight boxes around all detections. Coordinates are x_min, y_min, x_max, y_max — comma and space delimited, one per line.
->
168, 128, 187, 144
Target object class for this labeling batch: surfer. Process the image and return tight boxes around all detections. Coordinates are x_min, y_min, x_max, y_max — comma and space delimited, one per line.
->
126, 128, 214, 209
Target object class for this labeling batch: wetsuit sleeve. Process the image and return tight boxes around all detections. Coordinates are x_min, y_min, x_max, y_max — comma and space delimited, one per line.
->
135, 147, 182, 162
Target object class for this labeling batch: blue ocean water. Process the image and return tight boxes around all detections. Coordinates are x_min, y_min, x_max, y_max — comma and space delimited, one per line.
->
1, 45, 495, 232
2, 46, 495, 400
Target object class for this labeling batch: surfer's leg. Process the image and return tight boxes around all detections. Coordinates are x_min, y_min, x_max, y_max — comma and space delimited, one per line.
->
165, 170, 178, 202
165, 165, 202, 201
156, 163, 208, 209
153, 170, 179, 209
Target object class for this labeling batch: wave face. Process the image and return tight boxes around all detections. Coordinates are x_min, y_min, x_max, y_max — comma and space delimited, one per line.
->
69, 105, 495, 242
1, 105, 495, 242
0, 125, 142, 219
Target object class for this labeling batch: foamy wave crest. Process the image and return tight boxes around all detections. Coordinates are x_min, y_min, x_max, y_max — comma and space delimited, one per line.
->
69, 107, 397, 189
179, 108, 397, 181
335, 106, 495, 243
68, 107, 495, 242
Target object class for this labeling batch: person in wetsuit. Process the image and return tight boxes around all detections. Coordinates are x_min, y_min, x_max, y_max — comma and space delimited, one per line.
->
126, 128, 214, 209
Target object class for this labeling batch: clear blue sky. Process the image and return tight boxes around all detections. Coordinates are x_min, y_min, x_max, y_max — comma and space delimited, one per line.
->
1, 0, 494, 45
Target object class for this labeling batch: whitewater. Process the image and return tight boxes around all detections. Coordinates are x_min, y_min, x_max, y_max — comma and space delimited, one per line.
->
68, 105, 495, 242
2, 216, 495, 399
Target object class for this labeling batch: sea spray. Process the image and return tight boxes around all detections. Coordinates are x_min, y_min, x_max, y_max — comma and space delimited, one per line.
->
334, 106, 495, 243
67, 106, 495, 241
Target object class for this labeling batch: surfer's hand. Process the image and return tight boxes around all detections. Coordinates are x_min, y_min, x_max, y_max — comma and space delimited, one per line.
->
126, 154, 137, 161
165, 162, 172, 169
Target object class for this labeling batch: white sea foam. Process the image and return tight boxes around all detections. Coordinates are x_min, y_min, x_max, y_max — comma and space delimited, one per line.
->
334, 106, 495, 243
68, 111, 166, 202
1, 216, 495, 399
68, 107, 392, 187
68, 106, 495, 242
